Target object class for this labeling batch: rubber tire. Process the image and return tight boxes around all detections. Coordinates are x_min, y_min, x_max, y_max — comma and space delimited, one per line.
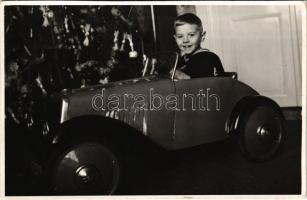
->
238, 102, 284, 162
49, 137, 122, 195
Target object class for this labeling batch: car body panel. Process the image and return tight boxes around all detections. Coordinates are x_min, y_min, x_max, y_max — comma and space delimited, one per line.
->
63, 76, 176, 149
60, 73, 259, 150
172, 77, 259, 149
173, 77, 233, 149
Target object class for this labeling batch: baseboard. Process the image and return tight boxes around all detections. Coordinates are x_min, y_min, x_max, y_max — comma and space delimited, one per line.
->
281, 107, 302, 120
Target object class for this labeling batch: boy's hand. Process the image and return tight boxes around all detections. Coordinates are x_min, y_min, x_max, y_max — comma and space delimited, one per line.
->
170, 69, 191, 80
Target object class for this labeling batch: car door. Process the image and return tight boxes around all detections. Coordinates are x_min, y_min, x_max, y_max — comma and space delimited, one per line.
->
173, 77, 234, 149
144, 78, 176, 149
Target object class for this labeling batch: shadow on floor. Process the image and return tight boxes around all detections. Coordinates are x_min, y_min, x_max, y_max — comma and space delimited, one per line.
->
5, 119, 301, 195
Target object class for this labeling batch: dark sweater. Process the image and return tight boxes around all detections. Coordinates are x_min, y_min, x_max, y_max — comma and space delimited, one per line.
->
179, 50, 224, 78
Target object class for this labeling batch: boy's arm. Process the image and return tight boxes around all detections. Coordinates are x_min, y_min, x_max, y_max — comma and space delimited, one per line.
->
214, 54, 224, 75
170, 68, 191, 80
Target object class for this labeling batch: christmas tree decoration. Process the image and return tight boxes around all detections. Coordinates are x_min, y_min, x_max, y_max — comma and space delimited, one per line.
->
120, 32, 128, 52
112, 30, 120, 51
5, 5, 155, 129
127, 33, 138, 58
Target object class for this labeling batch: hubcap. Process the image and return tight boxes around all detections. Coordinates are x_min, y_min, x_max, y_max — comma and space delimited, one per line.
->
75, 165, 99, 186
52, 142, 120, 195
243, 105, 282, 160
257, 125, 271, 137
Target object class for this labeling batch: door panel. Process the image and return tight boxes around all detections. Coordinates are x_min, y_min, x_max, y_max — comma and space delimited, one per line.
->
231, 14, 285, 95
196, 5, 302, 106
145, 79, 176, 149
173, 77, 233, 149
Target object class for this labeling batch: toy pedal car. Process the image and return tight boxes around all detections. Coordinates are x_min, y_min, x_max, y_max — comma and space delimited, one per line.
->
48, 52, 284, 195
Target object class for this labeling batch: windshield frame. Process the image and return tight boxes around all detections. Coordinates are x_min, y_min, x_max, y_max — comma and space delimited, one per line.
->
171, 53, 179, 81
141, 52, 179, 81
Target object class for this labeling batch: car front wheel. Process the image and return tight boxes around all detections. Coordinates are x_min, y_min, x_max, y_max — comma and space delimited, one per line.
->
51, 140, 121, 195
239, 103, 283, 161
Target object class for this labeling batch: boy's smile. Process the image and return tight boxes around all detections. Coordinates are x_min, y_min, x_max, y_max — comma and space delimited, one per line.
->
174, 23, 204, 56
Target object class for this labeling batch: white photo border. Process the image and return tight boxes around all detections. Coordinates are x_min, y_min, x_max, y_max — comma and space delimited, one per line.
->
0, 1, 306, 199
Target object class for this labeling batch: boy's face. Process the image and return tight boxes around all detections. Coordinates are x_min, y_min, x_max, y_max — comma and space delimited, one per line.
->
174, 23, 204, 56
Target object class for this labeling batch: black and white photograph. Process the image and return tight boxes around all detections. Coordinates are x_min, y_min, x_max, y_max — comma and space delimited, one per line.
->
1, 1, 306, 197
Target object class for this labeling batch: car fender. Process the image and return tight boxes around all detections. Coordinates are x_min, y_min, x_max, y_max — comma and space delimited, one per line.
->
51, 115, 148, 146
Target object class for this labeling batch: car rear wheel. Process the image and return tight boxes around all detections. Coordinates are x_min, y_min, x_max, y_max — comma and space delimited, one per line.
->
239, 103, 283, 161
51, 140, 121, 195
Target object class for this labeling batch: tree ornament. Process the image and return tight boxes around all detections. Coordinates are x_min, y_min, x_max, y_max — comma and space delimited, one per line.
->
112, 30, 119, 51
40, 6, 50, 27
120, 32, 128, 52
127, 33, 138, 58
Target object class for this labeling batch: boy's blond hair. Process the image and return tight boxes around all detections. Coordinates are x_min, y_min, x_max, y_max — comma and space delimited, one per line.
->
174, 13, 203, 33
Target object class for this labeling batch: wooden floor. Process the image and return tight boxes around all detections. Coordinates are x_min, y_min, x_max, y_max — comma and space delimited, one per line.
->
5, 118, 302, 195
123, 120, 301, 195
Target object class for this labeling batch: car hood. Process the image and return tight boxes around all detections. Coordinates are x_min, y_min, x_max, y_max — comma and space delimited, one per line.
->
63, 75, 163, 97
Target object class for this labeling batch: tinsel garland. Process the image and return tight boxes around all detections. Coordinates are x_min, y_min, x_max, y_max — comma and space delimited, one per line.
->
5, 5, 150, 126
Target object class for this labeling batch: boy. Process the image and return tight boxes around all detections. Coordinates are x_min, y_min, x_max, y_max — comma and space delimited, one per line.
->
172, 13, 224, 80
